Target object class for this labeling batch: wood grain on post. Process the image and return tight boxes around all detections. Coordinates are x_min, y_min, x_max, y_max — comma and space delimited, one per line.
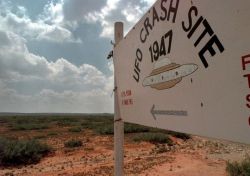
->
114, 22, 124, 176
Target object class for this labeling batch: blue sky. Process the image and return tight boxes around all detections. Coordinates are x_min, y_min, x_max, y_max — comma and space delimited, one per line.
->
0, 0, 155, 113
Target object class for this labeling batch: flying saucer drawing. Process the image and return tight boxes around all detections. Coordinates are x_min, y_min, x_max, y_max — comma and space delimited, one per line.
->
142, 58, 198, 90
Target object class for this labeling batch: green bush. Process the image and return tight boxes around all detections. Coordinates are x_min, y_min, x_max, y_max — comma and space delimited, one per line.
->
0, 138, 51, 166
68, 127, 82, 133
47, 132, 58, 136
0, 138, 7, 159
81, 121, 96, 129
90, 123, 151, 135
133, 133, 173, 145
226, 156, 250, 176
95, 124, 114, 135
64, 139, 83, 148
11, 123, 49, 131
80, 117, 114, 135
166, 131, 191, 140
124, 123, 150, 133
81, 120, 112, 131
33, 135, 47, 139
56, 117, 81, 127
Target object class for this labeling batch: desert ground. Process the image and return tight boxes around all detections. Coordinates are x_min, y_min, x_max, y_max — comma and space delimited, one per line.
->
0, 114, 249, 176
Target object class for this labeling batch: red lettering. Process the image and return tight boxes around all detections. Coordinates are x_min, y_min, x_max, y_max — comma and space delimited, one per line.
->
244, 74, 250, 88
126, 100, 129, 105
242, 54, 250, 70
247, 94, 250, 108
121, 90, 133, 106
241, 55, 250, 126
122, 98, 133, 106
121, 90, 132, 97
122, 91, 126, 97
126, 90, 132, 96
129, 99, 133, 105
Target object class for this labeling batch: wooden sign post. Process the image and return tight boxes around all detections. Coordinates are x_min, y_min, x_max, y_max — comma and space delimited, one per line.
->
114, 22, 124, 176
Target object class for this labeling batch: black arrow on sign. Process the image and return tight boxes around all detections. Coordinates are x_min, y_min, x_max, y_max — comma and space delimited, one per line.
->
151, 104, 188, 120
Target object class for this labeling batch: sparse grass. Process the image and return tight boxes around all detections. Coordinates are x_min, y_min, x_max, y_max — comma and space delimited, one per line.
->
68, 127, 82, 133
64, 139, 83, 148
89, 123, 150, 135
124, 123, 150, 133
81, 116, 113, 130
0, 115, 86, 130
56, 117, 81, 127
33, 135, 47, 139
47, 132, 58, 136
0, 114, 190, 141
133, 133, 173, 145
226, 155, 250, 176
80, 118, 191, 141
11, 123, 49, 131
95, 124, 114, 135
153, 144, 172, 153
166, 131, 191, 140
0, 138, 51, 166
81, 116, 113, 135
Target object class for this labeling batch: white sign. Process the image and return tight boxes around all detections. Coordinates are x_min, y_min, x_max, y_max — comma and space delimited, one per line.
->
113, 0, 250, 144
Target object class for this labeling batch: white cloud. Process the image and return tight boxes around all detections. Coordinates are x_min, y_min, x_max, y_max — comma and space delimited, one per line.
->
0, 31, 51, 80
143, 0, 157, 5
83, 0, 156, 38
0, 0, 81, 43
0, 0, 160, 113
36, 26, 81, 43
0, 0, 157, 41
0, 86, 113, 113
41, 0, 64, 25
121, 4, 145, 23
0, 30, 114, 113
63, 0, 106, 22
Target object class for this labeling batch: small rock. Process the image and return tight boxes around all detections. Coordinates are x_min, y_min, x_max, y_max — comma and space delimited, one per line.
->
238, 149, 243, 152
135, 157, 141, 160
198, 143, 204, 148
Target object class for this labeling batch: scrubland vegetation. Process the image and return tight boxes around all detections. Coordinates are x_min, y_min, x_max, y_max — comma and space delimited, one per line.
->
226, 155, 250, 176
0, 138, 51, 166
0, 113, 190, 167
1, 114, 249, 176
64, 139, 83, 148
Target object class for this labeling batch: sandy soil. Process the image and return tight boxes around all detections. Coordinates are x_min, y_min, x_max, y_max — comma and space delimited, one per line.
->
1, 127, 250, 176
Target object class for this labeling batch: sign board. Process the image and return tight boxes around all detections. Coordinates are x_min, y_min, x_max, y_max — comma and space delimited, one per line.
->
113, 0, 250, 144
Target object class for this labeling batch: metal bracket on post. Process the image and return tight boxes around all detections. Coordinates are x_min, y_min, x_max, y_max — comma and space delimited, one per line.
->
113, 22, 124, 176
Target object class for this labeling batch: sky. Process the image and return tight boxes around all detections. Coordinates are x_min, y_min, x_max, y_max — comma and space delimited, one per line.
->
0, 0, 156, 113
